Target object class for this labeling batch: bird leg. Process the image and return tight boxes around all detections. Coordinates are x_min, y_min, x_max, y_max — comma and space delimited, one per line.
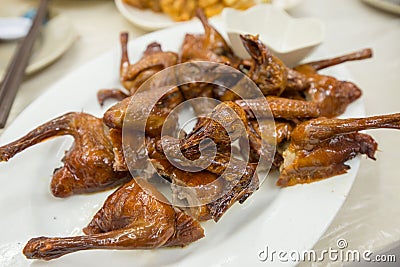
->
295, 48, 373, 72
290, 113, 400, 151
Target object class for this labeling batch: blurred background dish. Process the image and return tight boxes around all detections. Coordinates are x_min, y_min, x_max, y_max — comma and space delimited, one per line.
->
223, 4, 324, 66
115, 0, 304, 31
361, 0, 400, 15
0, 14, 78, 81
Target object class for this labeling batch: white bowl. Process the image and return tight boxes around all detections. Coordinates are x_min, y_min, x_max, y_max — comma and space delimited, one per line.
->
223, 4, 324, 66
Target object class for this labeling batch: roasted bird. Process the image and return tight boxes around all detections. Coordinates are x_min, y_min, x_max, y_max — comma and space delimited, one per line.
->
238, 33, 371, 117
23, 178, 204, 260
0, 112, 129, 197
278, 113, 400, 186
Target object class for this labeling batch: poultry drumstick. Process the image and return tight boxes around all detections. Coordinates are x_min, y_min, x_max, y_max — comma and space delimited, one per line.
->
23, 178, 204, 260
295, 48, 372, 72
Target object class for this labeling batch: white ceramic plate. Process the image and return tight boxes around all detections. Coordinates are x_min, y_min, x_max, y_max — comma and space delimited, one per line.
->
362, 0, 400, 15
115, 0, 304, 31
0, 15, 78, 80
0, 21, 364, 267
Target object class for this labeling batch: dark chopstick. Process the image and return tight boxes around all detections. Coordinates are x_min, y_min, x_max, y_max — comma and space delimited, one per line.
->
0, 0, 49, 129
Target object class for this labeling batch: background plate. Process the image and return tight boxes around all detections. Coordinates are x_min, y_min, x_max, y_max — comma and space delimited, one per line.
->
0, 15, 78, 80
362, 0, 400, 15
114, 0, 304, 31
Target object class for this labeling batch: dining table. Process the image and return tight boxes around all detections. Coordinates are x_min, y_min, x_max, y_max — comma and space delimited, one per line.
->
0, 0, 399, 266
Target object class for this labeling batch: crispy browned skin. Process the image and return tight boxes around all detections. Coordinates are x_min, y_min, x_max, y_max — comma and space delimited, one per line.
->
286, 70, 362, 118
156, 102, 261, 215
236, 96, 320, 121
278, 113, 400, 186
244, 120, 292, 167
290, 113, 400, 151
103, 86, 184, 137
240, 34, 287, 96
278, 132, 377, 186
180, 9, 240, 66
180, 101, 249, 155
304, 74, 362, 118
98, 33, 178, 105
0, 112, 129, 197
250, 120, 293, 145
285, 49, 372, 117
108, 128, 126, 171
23, 178, 204, 260
158, 135, 258, 221
151, 158, 224, 221
286, 48, 373, 91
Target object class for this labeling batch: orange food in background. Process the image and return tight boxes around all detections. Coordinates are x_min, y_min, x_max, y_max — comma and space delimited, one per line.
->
123, 0, 260, 21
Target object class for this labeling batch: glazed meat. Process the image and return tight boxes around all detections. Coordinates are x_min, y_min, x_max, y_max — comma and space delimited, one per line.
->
278, 132, 378, 186
23, 178, 204, 260
278, 113, 400, 186
180, 9, 240, 66
103, 86, 184, 137
302, 72, 362, 118
151, 158, 224, 221
180, 101, 250, 155
98, 32, 178, 105
286, 48, 372, 92
159, 136, 259, 221
286, 49, 372, 117
243, 119, 292, 167
239, 34, 287, 96
0, 112, 129, 197
236, 96, 320, 121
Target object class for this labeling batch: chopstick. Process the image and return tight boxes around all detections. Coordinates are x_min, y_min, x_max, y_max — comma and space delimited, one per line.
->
0, 0, 49, 129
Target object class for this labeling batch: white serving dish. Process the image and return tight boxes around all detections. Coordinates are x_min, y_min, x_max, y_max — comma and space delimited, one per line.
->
0, 20, 363, 267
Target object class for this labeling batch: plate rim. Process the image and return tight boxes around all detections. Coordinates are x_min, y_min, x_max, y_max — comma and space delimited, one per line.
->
362, 0, 400, 15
